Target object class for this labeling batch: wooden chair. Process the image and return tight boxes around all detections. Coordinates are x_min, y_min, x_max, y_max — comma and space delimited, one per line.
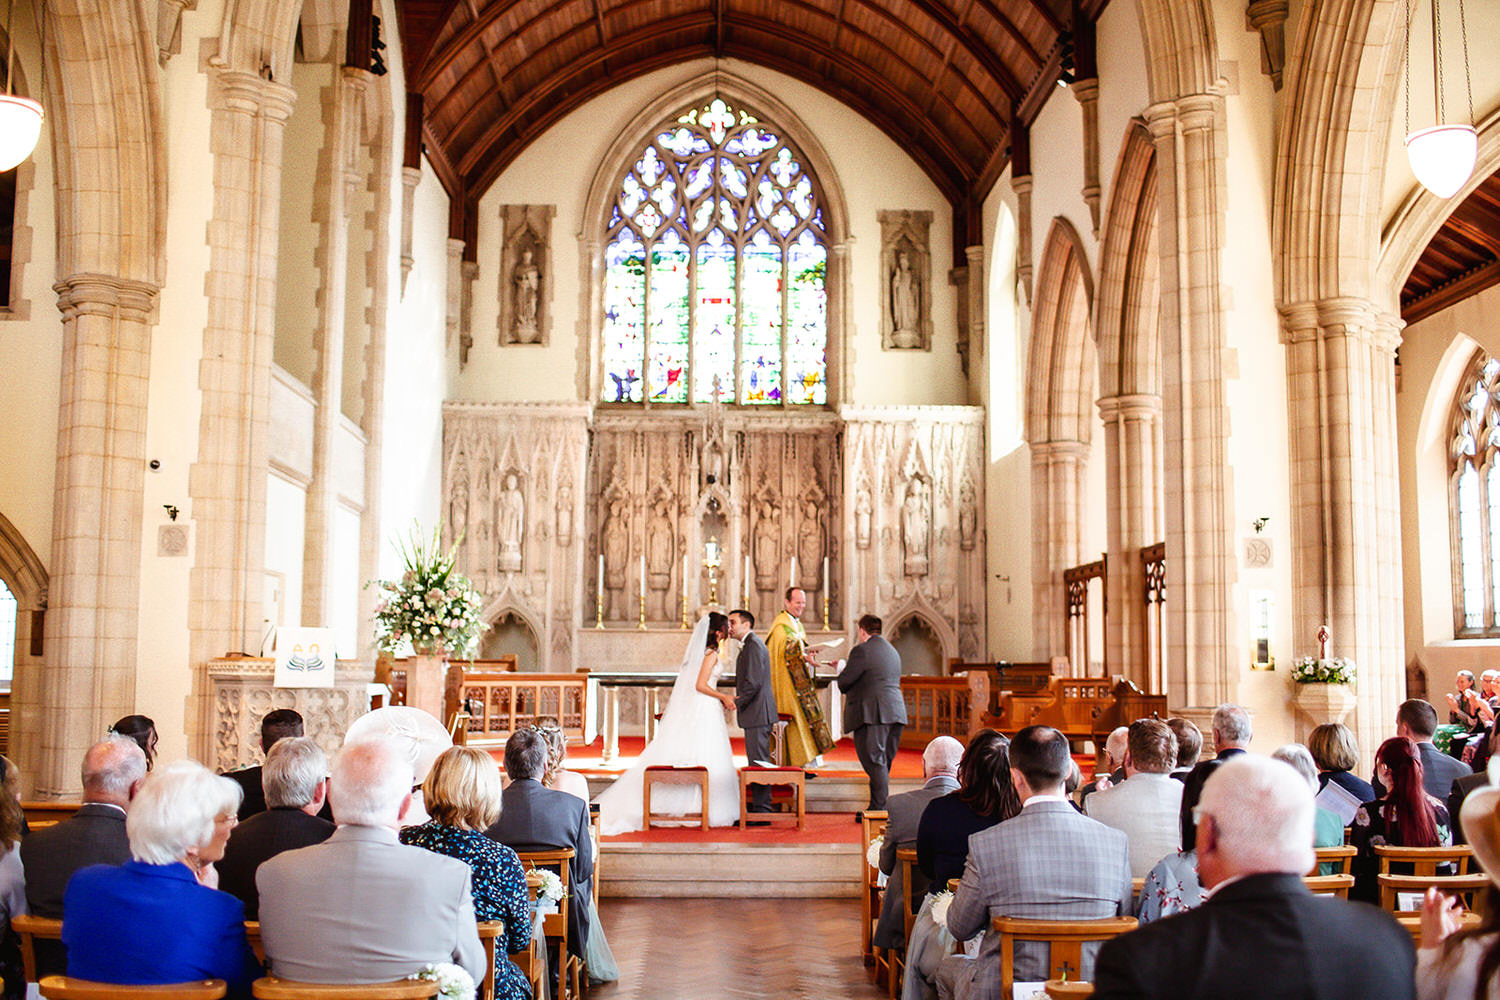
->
1302, 874, 1356, 898
1044, 981, 1095, 999
475, 920, 504, 1000
22, 802, 82, 830
1309, 845, 1358, 875
517, 847, 582, 1000
768, 714, 793, 766
892, 847, 925, 1000
859, 810, 888, 967
38, 978, 226, 1000
1378, 873, 1491, 913
243, 922, 264, 964
991, 916, 1139, 999
14, 913, 64, 984
738, 766, 804, 829
1396, 910, 1484, 946
643, 765, 710, 831
250, 978, 439, 999
588, 802, 601, 907
1373, 844, 1476, 876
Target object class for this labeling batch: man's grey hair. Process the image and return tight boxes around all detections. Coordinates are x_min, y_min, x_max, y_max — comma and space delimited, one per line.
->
81, 736, 147, 803
1104, 726, 1129, 765
922, 736, 964, 776
1198, 756, 1314, 877
263, 737, 327, 809
1270, 744, 1320, 793
504, 728, 549, 781
126, 759, 242, 865
330, 739, 413, 827
1211, 704, 1253, 747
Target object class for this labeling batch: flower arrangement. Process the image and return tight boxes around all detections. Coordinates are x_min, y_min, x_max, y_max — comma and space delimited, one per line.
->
866, 835, 884, 870
1291, 655, 1356, 685
411, 963, 476, 1000
534, 869, 564, 904
369, 525, 487, 657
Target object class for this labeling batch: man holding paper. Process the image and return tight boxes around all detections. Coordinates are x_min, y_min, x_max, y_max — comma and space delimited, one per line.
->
836, 614, 907, 816
767, 586, 836, 769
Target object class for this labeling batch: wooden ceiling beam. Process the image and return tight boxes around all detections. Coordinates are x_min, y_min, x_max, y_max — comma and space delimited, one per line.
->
417, 0, 533, 91
1403, 258, 1500, 326
870, 0, 1027, 100
968, 0, 1050, 65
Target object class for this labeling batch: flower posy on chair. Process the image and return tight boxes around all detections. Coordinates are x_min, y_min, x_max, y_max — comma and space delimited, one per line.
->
370, 524, 488, 657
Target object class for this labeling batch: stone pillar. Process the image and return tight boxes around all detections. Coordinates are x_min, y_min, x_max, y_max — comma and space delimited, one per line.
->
1145, 93, 1236, 710
1279, 298, 1404, 771
1097, 393, 1163, 688
302, 69, 367, 629
189, 71, 297, 695
1072, 78, 1102, 238
1012, 174, 1034, 304
39, 275, 159, 795
1030, 440, 1089, 663
399, 166, 420, 295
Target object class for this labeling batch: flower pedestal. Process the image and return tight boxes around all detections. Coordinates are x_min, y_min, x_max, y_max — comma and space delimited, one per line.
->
406, 652, 448, 724
1293, 682, 1357, 735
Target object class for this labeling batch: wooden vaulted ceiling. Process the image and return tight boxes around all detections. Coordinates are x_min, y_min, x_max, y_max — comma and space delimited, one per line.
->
1401, 169, 1500, 326
395, 0, 1103, 255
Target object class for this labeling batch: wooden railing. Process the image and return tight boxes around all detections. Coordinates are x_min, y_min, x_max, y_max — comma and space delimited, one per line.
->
1064, 557, 1107, 677
456, 671, 590, 748
1141, 541, 1166, 694
899, 673, 986, 748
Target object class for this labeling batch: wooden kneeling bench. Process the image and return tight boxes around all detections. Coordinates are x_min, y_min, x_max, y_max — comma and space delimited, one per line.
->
643, 765, 711, 831
738, 766, 805, 830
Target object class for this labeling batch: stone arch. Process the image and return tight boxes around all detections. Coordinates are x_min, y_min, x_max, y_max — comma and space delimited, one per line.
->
0, 513, 46, 790
578, 69, 851, 404
883, 589, 958, 669
1093, 120, 1164, 689
1026, 218, 1096, 661
1133, 0, 1220, 103
479, 600, 546, 672
211, 0, 307, 82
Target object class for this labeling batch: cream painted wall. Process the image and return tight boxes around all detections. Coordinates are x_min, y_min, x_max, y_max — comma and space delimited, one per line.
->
273, 61, 334, 388
458, 58, 963, 408
1398, 283, 1500, 687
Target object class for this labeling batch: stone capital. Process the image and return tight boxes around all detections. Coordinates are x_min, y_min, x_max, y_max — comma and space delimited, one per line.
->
53, 273, 160, 322
1096, 393, 1162, 423
1010, 173, 1033, 196
1029, 439, 1090, 464
1070, 78, 1100, 105
402, 166, 422, 189
1276, 296, 1400, 352
213, 70, 297, 122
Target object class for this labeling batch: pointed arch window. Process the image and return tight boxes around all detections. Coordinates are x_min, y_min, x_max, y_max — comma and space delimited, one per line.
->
600, 98, 827, 406
1451, 353, 1500, 636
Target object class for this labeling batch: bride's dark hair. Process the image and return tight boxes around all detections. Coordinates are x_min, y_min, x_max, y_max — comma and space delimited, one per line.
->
706, 611, 729, 648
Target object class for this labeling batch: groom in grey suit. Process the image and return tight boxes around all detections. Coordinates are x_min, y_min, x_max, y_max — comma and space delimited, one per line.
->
836, 614, 908, 813
730, 608, 776, 813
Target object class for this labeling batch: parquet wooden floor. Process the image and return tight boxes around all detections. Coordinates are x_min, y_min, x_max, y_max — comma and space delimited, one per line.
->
593, 896, 889, 999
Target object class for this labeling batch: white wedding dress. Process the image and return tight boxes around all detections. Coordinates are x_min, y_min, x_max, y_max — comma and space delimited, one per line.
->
594, 616, 742, 835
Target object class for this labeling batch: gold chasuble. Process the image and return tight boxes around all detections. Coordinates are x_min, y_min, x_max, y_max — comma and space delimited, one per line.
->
767, 611, 835, 767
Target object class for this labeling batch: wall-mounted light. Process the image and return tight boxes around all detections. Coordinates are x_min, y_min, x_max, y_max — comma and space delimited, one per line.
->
0, 0, 44, 172
1404, 0, 1476, 199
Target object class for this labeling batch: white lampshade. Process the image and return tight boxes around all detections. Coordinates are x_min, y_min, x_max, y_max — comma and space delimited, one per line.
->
1405, 124, 1478, 199
0, 94, 43, 172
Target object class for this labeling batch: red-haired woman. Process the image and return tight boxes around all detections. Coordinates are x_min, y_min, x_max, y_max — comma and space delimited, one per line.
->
1351, 736, 1452, 903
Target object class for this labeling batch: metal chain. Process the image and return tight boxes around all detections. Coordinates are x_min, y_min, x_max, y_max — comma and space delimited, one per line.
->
1458, 0, 1473, 124
1434, 0, 1445, 123
1404, 0, 1412, 135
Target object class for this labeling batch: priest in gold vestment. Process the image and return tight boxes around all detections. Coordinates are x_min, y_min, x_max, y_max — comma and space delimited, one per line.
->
767, 587, 835, 768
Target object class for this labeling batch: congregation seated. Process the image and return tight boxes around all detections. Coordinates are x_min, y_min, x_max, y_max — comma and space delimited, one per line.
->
216, 736, 334, 919
223, 709, 310, 821
875, 735, 962, 953
1271, 744, 1346, 853
533, 716, 591, 805
903, 729, 1019, 1000
1178, 704, 1252, 846
1375, 700, 1470, 802
255, 738, 485, 985
485, 727, 593, 963
1351, 736, 1453, 904
62, 759, 261, 998
1444, 669, 1488, 732
1448, 725, 1500, 844
1078, 726, 1128, 804
1093, 755, 1415, 1000
937, 725, 1132, 1000
1310, 722, 1377, 805
1166, 717, 1202, 779
400, 747, 533, 1000
1418, 780, 1500, 1000
1084, 719, 1183, 879
109, 715, 158, 772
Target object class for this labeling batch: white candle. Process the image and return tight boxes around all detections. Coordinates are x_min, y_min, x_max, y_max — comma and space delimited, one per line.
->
597, 553, 604, 598
640, 555, 646, 596
790, 556, 797, 589
823, 556, 829, 598
743, 555, 751, 604
684, 551, 691, 597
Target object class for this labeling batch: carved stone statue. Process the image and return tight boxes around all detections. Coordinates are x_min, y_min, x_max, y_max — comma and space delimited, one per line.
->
902, 477, 930, 576
555, 483, 573, 548
449, 475, 469, 542
602, 496, 629, 617
854, 488, 873, 550
512, 248, 541, 344
798, 498, 824, 590
754, 495, 780, 590
891, 250, 921, 349
646, 499, 673, 619
497, 471, 524, 572
958, 481, 977, 552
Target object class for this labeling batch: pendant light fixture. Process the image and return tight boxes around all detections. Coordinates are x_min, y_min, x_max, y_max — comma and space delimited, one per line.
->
1404, 0, 1476, 199
0, 0, 43, 173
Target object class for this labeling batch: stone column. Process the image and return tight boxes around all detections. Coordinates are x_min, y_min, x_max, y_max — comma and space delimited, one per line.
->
1030, 440, 1089, 663
189, 71, 297, 698
1145, 94, 1237, 709
1012, 175, 1034, 304
39, 275, 159, 795
1097, 393, 1163, 688
1279, 298, 1404, 770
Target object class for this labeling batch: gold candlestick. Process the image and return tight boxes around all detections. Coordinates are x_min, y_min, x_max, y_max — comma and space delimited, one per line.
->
680, 588, 689, 629
822, 594, 830, 631
708, 569, 719, 607
638, 593, 647, 630
595, 590, 604, 629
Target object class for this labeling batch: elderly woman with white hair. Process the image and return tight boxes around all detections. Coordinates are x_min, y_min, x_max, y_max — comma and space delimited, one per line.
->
62, 759, 262, 997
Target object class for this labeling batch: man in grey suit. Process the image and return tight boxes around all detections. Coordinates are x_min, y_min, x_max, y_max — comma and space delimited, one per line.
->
730, 608, 777, 816
487, 727, 593, 959
937, 725, 1133, 1000
1375, 699, 1470, 801
256, 739, 486, 984
873, 735, 962, 951
837, 614, 908, 816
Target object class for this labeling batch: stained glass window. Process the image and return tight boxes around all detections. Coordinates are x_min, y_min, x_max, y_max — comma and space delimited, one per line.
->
1451, 354, 1500, 635
601, 98, 827, 405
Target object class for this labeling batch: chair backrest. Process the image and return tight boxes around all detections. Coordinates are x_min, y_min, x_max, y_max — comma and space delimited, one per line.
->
14, 913, 64, 983
250, 977, 439, 999
516, 848, 575, 953
1043, 980, 1096, 999
1396, 910, 1484, 946
1378, 873, 1491, 913
476, 920, 504, 1000
896, 848, 921, 943
243, 921, 264, 964
1301, 874, 1356, 898
1373, 844, 1475, 876
1309, 845, 1358, 875
588, 802, 601, 906
37, 978, 226, 1000
993, 916, 1139, 996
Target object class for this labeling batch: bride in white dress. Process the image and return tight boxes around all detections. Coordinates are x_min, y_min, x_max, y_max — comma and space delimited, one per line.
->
594, 611, 743, 835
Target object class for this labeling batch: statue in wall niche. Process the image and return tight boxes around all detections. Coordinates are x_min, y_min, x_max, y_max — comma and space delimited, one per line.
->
511, 248, 541, 344
797, 498, 824, 590
646, 499, 674, 617
958, 481, 977, 552
902, 478, 930, 577
602, 496, 629, 615
754, 494, 781, 590
497, 471, 525, 572
449, 475, 469, 543
854, 488, 873, 550
555, 483, 574, 548
890, 249, 921, 349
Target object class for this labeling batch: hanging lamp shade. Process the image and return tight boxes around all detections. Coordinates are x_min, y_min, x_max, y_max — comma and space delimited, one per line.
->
1405, 124, 1478, 199
0, 93, 42, 172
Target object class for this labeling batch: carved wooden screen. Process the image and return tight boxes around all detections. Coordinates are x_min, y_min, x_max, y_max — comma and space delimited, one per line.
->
599, 97, 828, 406
1141, 541, 1166, 693
1451, 353, 1500, 636
1063, 557, 1107, 677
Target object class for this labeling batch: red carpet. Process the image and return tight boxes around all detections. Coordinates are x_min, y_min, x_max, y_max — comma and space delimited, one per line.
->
601, 810, 861, 845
